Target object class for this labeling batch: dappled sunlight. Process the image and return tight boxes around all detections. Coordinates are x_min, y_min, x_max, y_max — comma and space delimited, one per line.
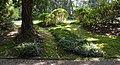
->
63, 20, 69, 23
70, 24, 120, 58
116, 59, 120, 61
95, 35, 107, 38
1, 0, 120, 60
73, 28, 77, 31
33, 62, 47, 65
64, 24, 120, 58
49, 25, 64, 30
96, 43, 107, 48
66, 28, 71, 31
86, 37, 99, 41
106, 34, 117, 39
63, 20, 78, 23
58, 61, 65, 65
65, 25, 71, 28
74, 58, 100, 61
12, 20, 40, 25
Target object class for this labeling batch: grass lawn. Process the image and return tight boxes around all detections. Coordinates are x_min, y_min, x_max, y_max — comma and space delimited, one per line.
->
48, 23, 120, 59
0, 20, 120, 59
63, 24, 120, 58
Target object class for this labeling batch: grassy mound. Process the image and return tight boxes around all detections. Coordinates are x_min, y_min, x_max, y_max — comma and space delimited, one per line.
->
49, 26, 104, 57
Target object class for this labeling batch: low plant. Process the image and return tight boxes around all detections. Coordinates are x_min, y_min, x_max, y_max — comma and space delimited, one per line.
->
51, 8, 68, 24
0, 39, 16, 58
14, 42, 40, 58
0, 0, 14, 36
38, 8, 68, 27
50, 27, 104, 57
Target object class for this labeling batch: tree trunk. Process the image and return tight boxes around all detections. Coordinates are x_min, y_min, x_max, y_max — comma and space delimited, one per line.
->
21, 0, 33, 34
68, 0, 73, 19
16, 0, 34, 42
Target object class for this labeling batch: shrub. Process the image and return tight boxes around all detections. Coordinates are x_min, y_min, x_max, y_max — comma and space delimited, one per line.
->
51, 8, 68, 24
14, 42, 40, 58
74, 1, 120, 27
39, 13, 50, 21
37, 8, 68, 27
38, 13, 54, 27
50, 28, 104, 57
0, 0, 14, 36
74, 7, 88, 21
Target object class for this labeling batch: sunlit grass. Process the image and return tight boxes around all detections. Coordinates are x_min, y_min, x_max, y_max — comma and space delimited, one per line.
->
50, 24, 120, 58
65, 24, 120, 58
86, 38, 99, 41
12, 20, 41, 25
2, 20, 120, 59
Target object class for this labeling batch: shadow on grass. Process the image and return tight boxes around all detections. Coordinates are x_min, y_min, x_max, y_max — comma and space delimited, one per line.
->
60, 24, 120, 58
0, 26, 58, 59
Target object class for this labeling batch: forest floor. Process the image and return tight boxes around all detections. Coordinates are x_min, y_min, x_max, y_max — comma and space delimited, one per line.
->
0, 20, 120, 59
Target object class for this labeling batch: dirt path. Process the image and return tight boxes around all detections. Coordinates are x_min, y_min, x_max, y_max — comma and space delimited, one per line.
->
0, 59, 120, 65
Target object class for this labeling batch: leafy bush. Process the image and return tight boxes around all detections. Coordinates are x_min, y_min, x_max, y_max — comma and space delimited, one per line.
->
38, 13, 54, 27
51, 8, 68, 24
15, 42, 40, 58
74, 1, 120, 27
39, 13, 50, 21
0, 0, 14, 36
37, 8, 68, 27
50, 28, 104, 57
74, 7, 88, 22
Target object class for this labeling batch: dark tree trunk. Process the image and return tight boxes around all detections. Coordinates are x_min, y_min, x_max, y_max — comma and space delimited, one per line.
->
15, 0, 43, 43
16, 0, 34, 42
21, 0, 33, 34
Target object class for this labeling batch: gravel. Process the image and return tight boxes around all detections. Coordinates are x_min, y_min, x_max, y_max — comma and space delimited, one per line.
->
0, 59, 120, 65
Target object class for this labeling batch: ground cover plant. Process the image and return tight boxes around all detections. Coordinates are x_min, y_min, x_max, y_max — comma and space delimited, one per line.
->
49, 26, 104, 57
0, 0, 120, 60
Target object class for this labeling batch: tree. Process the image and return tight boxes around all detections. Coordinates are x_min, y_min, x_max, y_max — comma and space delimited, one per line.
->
16, 0, 34, 42
21, 0, 33, 34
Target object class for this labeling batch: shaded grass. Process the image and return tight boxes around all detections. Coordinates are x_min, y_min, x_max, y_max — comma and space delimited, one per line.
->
0, 39, 17, 58
0, 26, 58, 59
33, 26, 58, 59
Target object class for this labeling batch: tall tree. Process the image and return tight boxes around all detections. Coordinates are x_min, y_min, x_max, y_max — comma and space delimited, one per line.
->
16, 0, 34, 42
21, 0, 33, 34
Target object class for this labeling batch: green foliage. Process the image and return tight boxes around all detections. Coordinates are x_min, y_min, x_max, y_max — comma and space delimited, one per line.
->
0, 0, 14, 35
11, 8, 20, 20
37, 8, 68, 27
14, 42, 39, 58
0, 39, 16, 58
38, 13, 54, 27
34, 26, 58, 58
33, 0, 50, 19
50, 27, 103, 57
74, 1, 120, 27
39, 13, 50, 21
74, 7, 88, 21
51, 8, 68, 24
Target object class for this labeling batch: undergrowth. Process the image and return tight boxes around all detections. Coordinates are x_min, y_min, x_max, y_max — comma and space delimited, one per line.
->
49, 27, 104, 57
